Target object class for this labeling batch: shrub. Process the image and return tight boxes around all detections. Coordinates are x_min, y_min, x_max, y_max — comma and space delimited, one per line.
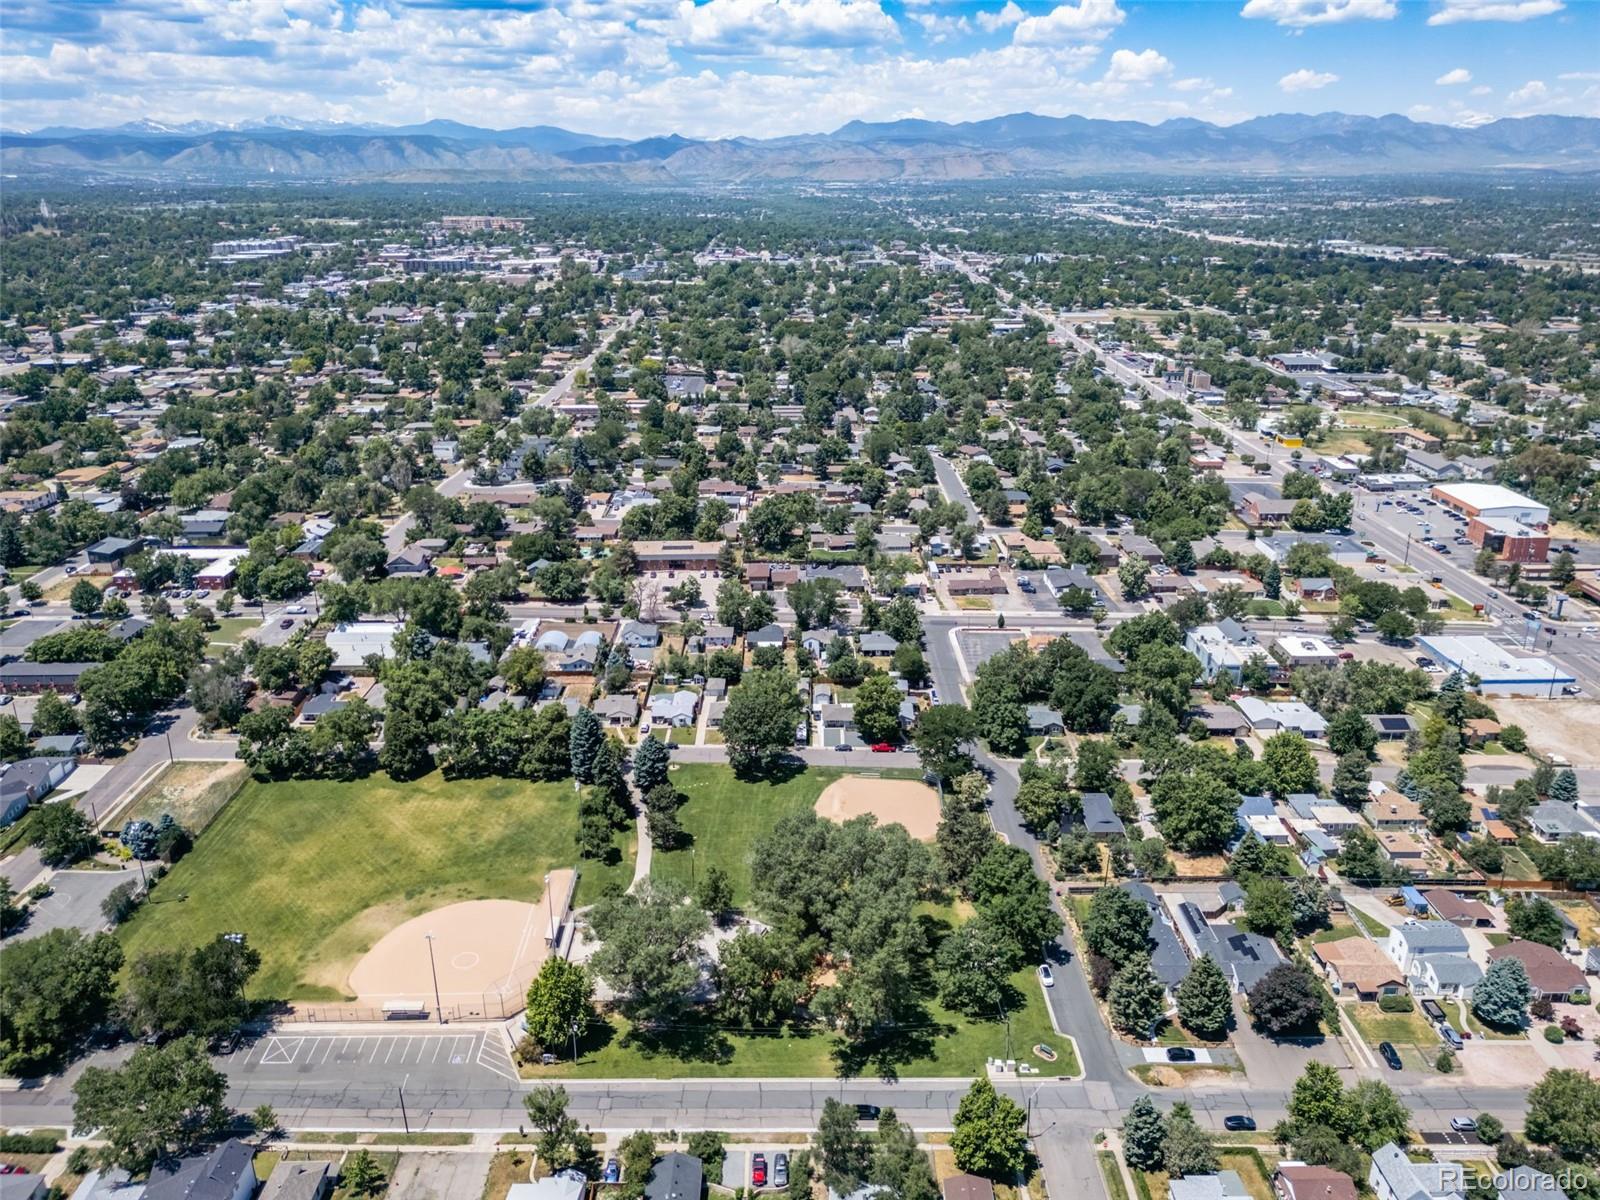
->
686, 1131, 726, 1173
1544, 1025, 1566, 1044
1436, 1049, 1456, 1073
0, 1133, 60, 1154
1532, 997, 1555, 1021
1378, 994, 1415, 1013
1476, 1114, 1504, 1144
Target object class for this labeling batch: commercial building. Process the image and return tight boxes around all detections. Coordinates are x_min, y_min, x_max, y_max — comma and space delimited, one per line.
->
1430, 483, 1549, 527
1416, 635, 1574, 696
632, 540, 722, 572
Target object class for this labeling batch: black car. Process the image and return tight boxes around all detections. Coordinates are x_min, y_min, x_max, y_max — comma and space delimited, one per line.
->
855, 1103, 882, 1120
1165, 1047, 1196, 1063
1379, 1041, 1403, 1070
1222, 1116, 1256, 1132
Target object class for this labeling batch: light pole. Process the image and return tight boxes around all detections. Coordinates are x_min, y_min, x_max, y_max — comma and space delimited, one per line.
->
570, 1018, 580, 1064
424, 933, 444, 1025
398, 1075, 411, 1134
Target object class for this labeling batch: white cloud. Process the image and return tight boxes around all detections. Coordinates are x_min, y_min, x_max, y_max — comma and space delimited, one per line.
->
1239, 0, 1396, 26
1470, 84, 1493, 94
1012, 0, 1125, 46
975, 2, 1025, 33
1559, 72, 1600, 81
1427, 0, 1563, 24
1435, 67, 1472, 85
1104, 48, 1172, 83
669, 0, 899, 55
1278, 67, 1339, 92
1171, 76, 1214, 92
1508, 78, 1549, 104
909, 10, 971, 41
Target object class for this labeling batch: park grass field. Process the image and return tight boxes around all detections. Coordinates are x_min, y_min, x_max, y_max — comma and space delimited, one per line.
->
651, 764, 924, 908
525, 964, 1070, 1080
117, 771, 634, 1000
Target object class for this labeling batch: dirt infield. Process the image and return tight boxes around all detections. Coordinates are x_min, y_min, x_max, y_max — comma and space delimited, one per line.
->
346, 868, 575, 1008
814, 776, 940, 841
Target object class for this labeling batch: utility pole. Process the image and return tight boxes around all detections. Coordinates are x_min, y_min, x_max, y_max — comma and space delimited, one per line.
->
424, 933, 444, 1025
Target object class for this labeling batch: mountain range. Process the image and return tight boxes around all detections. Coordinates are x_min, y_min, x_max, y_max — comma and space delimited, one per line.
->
4, 112, 1598, 183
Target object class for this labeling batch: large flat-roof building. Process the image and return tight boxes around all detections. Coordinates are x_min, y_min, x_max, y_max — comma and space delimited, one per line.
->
1417, 635, 1573, 696
1430, 482, 1549, 527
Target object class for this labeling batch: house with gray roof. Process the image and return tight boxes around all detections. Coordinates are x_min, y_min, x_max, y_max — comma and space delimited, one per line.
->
594, 695, 640, 727
1026, 706, 1064, 735
859, 631, 899, 656
1080, 792, 1125, 838
1118, 882, 1192, 994
1168, 1174, 1249, 1200
145, 1138, 255, 1200
643, 1153, 704, 1200
1368, 1142, 1464, 1200
1385, 920, 1469, 972
1410, 954, 1483, 1000
649, 690, 699, 728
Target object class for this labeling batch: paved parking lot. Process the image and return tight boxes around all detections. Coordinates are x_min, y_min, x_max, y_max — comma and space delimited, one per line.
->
230, 1030, 519, 1082
3, 867, 134, 943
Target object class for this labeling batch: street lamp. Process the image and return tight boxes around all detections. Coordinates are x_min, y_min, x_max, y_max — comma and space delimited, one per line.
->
424, 932, 444, 1025
570, 1018, 581, 1064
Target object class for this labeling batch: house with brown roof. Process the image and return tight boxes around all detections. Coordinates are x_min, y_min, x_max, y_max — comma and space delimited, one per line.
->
942, 1175, 995, 1200
1365, 793, 1424, 832
1423, 889, 1495, 928
1274, 1163, 1358, 1200
1311, 938, 1405, 1000
1487, 939, 1587, 1002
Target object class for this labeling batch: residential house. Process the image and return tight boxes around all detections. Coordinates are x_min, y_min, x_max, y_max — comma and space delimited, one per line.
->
1080, 791, 1126, 838
1366, 792, 1424, 832
0, 661, 98, 694
1172, 900, 1285, 992
643, 1152, 704, 1200
1368, 1144, 1463, 1200
1366, 714, 1418, 742
1376, 830, 1427, 871
1487, 940, 1588, 1002
748, 624, 787, 650
326, 620, 402, 671
1275, 1163, 1358, 1200
1530, 802, 1599, 842
1495, 1168, 1570, 1200
859, 631, 899, 657
385, 546, 434, 576
1026, 706, 1065, 735
1423, 889, 1495, 927
593, 696, 640, 727
945, 570, 1008, 597
1186, 620, 1260, 682
1120, 882, 1192, 994
0, 1176, 45, 1200
260, 1159, 332, 1200
618, 620, 660, 650
1169, 1175, 1250, 1200
145, 1138, 256, 1200
1311, 938, 1405, 1000
1239, 492, 1300, 527
703, 625, 737, 649
1410, 953, 1482, 1000
1271, 635, 1339, 670
649, 691, 699, 728
1291, 577, 1338, 602
1190, 704, 1248, 737
508, 1173, 590, 1200
1234, 698, 1328, 738
1386, 921, 1469, 973
1, 757, 77, 826
941, 1175, 996, 1200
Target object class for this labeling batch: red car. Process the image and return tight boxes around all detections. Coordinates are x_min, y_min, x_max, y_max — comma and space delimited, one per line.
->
752, 1155, 768, 1188
870, 742, 895, 753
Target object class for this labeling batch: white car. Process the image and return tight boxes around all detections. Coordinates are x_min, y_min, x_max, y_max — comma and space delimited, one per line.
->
1450, 1117, 1477, 1134
1037, 964, 1055, 988
285, 604, 308, 615
1585, 625, 1597, 635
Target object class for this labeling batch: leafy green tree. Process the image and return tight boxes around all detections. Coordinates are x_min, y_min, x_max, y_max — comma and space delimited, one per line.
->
1472, 958, 1531, 1030
1118, 557, 1150, 599
71, 1036, 230, 1174
1346, 1079, 1411, 1152
632, 735, 670, 794
1261, 731, 1319, 797
1151, 771, 1238, 853
714, 929, 815, 1028
1507, 896, 1565, 948
523, 1083, 594, 1174
722, 667, 803, 776
1242, 877, 1295, 942
1163, 1102, 1219, 1177
695, 864, 734, 922
870, 1108, 938, 1200
1109, 957, 1166, 1038
913, 705, 979, 779
1082, 885, 1152, 967
817, 1098, 872, 1195
936, 916, 1013, 1017
341, 1149, 385, 1196
0, 713, 25, 760
524, 958, 594, 1052
950, 1078, 1027, 1179
569, 706, 604, 783
1336, 826, 1388, 883
1525, 1069, 1600, 1162
1288, 1062, 1349, 1135
120, 934, 261, 1041
0, 928, 123, 1076
69, 578, 102, 616
1551, 768, 1580, 806
1247, 964, 1324, 1035
32, 803, 97, 867
1176, 954, 1232, 1041
1331, 751, 1371, 808
852, 671, 905, 746
1121, 1095, 1168, 1171
587, 878, 710, 1023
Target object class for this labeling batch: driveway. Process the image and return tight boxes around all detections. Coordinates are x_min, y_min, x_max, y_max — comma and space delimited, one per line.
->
386, 1151, 492, 1200
1228, 997, 1350, 1089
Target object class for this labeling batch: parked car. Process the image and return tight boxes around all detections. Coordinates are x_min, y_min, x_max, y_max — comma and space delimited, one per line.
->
1379, 1041, 1402, 1070
1450, 1117, 1478, 1134
1165, 1047, 1196, 1063
1038, 964, 1055, 988
752, 1154, 768, 1188
870, 743, 895, 753
774, 1154, 789, 1189
603, 1159, 621, 1184
1223, 1116, 1256, 1132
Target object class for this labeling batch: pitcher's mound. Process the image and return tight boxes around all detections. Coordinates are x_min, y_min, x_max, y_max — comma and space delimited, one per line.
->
815, 777, 940, 841
347, 897, 551, 1007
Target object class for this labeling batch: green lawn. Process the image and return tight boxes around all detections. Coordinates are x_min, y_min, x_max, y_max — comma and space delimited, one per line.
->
117, 771, 635, 1000
524, 965, 1071, 1080
652, 764, 922, 908
1347, 1002, 1438, 1048
1309, 922, 1364, 945
1350, 908, 1391, 938
206, 617, 261, 652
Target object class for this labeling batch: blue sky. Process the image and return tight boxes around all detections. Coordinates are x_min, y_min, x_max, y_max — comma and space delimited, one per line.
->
4, 0, 1597, 137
